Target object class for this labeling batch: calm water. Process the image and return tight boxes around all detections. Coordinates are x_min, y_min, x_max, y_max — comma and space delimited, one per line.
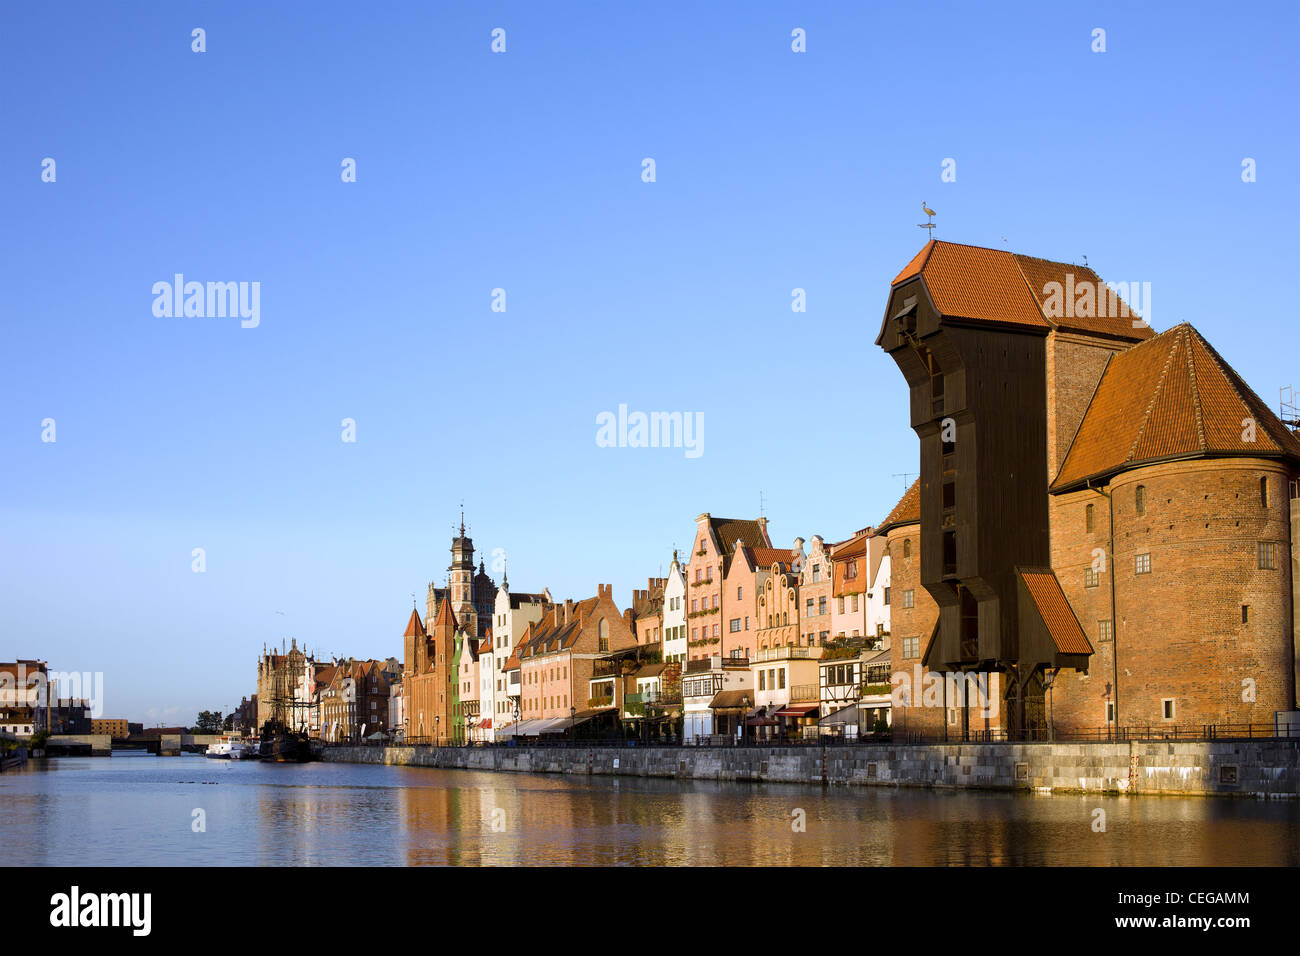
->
3, 754, 1298, 866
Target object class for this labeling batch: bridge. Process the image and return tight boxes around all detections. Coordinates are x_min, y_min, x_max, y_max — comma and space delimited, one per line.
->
45, 734, 224, 756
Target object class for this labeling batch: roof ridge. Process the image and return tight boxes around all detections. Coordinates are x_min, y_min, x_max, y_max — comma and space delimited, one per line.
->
1124, 330, 1182, 465
1186, 323, 1296, 454
1182, 325, 1208, 451
1009, 251, 1058, 330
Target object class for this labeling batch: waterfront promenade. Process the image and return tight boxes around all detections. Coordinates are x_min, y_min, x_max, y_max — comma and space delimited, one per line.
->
320, 738, 1300, 798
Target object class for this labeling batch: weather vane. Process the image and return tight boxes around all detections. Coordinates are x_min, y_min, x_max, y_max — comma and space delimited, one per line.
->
918, 202, 936, 238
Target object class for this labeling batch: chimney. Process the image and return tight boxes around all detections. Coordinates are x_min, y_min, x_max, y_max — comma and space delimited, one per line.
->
564, 599, 574, 624
757, 516, 769, 542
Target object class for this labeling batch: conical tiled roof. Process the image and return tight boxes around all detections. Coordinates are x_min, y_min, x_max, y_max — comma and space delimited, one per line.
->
1053, 323, 1300, 490
433, 595, 458, 630
403, 608, 425, 637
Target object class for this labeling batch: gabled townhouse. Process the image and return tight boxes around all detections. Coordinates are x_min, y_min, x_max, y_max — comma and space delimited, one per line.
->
662, 553, 688, 664
830, 529, 869, 640
721, 543, 795, 660
799, 536, 834, 646
686, 514, 771, 662
453, 629, 481, 742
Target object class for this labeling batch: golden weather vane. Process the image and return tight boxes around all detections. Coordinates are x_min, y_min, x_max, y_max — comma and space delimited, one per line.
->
918, 202, 936, 238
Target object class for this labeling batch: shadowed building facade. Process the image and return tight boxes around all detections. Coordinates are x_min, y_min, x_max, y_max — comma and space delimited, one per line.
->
876, 239, 1300, 736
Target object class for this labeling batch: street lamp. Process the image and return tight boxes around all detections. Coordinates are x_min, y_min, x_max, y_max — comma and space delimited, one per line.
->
570, 705, 576, 745
435, 714, 440, 747
740, 693, 750, 746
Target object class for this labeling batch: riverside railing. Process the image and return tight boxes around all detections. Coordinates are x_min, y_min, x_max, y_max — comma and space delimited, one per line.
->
326, 722, 1296, 749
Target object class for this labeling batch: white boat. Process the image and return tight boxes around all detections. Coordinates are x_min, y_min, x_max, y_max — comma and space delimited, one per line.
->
205, 736, 256, 759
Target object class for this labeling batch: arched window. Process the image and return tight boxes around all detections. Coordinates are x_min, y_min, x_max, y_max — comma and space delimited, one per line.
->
1136, 485, 1146, 515
903, 539, 912, 561
1085, 503, 1095, 532
1260, 476, 1269, 508
598, 619, 609, 652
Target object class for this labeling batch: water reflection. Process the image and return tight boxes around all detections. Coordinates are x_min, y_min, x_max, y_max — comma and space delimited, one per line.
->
2, 757, 1297, 866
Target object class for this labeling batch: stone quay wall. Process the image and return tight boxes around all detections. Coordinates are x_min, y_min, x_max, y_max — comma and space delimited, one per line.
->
319, 739, 1300, 798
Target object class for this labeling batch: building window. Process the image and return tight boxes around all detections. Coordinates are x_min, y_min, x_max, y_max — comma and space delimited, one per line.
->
1135, 553, 1151, 575
1242, 604, 1250, 624
851, 594, 859, 612
1106, 701, 1115, 723
1161, 698, 1175, 721
1085, 503, 1095, 532
902, 637, 920, 659
729, 618, 741, 633
818, 596, 826, 615
806, 598, 814, 614
778, 669, 785, 690
1084, 568, 1099, 588
883, 588, 890, 606
902, 589, 915, 609
598, 619, 610, 652
1260, 476, 1269, 508
837, 597, 845, 614
1258, 541, 1277, 570
812, 564, 821, 583
1098, 620, 1113, 643
1135, 485, 1146, 515
903, 539, 912, 561
737, 586, 742, 600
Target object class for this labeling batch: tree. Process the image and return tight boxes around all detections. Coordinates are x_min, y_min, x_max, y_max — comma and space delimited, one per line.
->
194, 710, 223, 734
222, 713, 234, 731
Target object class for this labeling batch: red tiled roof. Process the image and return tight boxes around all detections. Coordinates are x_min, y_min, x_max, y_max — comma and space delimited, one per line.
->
1053, 323, 1300, 489
1018, 570, 1093, 656
891, 240, 1152, 341
742, 546, 794, 569
877, 479, 921, 532
403, 608, 425, 638
433, 596, 458, 631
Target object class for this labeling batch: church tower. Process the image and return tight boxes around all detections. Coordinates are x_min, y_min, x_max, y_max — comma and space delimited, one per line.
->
449, 512, 477, 635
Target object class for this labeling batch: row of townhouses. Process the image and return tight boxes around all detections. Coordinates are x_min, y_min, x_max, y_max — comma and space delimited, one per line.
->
254, 240, 1300, 746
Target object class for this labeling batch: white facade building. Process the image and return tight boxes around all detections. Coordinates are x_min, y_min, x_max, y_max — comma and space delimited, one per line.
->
487, 579, 550, 736
662, 553, 688, 664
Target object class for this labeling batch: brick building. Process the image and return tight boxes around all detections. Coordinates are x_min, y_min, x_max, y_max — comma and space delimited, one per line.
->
877, 239, 1300, 736
402, 598, 461, 744
516, 584, 638, 725
685, 514, 771, 661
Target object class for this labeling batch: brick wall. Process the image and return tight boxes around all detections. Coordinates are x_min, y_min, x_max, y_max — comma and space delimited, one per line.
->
1052, 458, 1297, 730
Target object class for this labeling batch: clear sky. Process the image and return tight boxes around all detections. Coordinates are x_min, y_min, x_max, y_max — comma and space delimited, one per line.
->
2, 1, 1296, 726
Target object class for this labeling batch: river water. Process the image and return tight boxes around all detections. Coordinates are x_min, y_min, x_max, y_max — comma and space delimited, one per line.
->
4, 754, 1298, 866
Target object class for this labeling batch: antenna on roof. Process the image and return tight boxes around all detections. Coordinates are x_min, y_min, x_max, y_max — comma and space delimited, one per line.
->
918, 202, 936, 239
1281, 386, 1300, 430
759, 490, 767, 518
1082, 254, 1088, 268
892, 472, 917, 488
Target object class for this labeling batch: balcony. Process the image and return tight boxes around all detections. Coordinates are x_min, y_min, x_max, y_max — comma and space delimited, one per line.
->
754, 646, 821, 663
790, 684, 820, 703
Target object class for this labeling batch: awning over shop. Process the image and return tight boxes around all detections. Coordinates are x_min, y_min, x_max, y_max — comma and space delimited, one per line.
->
709, 690, 751, 711
773, 704, 820, 718
818, 704, 860, 727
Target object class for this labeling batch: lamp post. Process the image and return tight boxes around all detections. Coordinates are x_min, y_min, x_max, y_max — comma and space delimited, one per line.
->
435, 714, 440, 748
570, 705, 576, 745
740, 693, 750, 746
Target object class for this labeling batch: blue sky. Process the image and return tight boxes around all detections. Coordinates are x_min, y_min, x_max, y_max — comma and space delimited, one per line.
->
2, 1, 1296, 725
